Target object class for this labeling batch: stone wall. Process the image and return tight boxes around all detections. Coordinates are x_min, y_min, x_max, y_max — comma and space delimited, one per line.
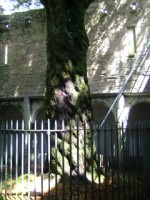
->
0, 1, 150, 124
85, 0, 150, 94
0, 2, 149, 98
0, 9, 47, 98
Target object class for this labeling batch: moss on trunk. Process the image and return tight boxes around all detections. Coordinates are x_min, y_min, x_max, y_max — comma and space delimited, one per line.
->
42, 0, 97, 181
44, 0, 92, 122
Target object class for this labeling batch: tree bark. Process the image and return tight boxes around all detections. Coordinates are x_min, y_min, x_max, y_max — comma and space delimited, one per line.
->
43, 0, 92, 122
41, 0, 97, 180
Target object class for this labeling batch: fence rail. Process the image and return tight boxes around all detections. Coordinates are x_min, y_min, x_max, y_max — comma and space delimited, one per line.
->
0, 120, 150, 200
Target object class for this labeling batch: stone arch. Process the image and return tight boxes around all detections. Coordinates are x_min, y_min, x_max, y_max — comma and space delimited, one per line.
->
128, 101, 150, 123
0, 103, 23, 167
127, 101, 150, 177
127, 101, 150, 156
32, 106, 47, 129
0, 103, 23, 126
36, 107, 47, 123
30, 106, 48, 169
92, 101, 115, 125
32, 106, 45, 121
92, 101, 117, 168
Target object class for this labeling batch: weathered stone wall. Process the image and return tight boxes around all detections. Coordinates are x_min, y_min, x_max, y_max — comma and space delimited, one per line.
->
0, 1, 150, 124
85, 0, 150, 94
0, 2, 149, 98
0, 9, 47, 98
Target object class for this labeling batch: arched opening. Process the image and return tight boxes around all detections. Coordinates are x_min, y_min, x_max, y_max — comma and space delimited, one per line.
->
128, 102, 150, 123
127, 102, 150, 179
92, 102, 116, 168
92, 102, 115, 125
0, 104, 23, 127
34, 107, 47, 129
31, 107, 47, 172
0, 104, 23, 170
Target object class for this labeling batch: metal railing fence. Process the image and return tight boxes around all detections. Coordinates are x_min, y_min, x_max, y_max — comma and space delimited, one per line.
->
0, 120, 150, 199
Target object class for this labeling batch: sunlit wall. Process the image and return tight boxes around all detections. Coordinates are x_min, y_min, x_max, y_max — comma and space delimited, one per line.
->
85, 0, 150, 124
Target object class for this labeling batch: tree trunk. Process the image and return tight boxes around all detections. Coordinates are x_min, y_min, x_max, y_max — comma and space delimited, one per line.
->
41, 0, 97, 180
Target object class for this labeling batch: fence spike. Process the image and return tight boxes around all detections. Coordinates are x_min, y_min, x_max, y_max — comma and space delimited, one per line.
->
16, 120, 18, 130
41, 120, 43, 130
22, 120, 24, 130
34, 120, 37, 130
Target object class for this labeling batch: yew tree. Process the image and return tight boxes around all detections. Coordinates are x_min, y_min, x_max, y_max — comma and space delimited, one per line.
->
15, 0, 97, 179
42, 0, 93, 122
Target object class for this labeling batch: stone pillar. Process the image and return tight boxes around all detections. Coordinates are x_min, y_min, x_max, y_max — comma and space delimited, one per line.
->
117, 95, 130, 126
23, 96, 31, 171
23, 96, 31, 128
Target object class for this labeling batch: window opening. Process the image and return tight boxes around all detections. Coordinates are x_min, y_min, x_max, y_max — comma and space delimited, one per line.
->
4, 44, 8, 64
127, 26, 136, 57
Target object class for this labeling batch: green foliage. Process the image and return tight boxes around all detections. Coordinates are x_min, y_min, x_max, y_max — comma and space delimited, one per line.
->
12, 0, 41, 8
0, 194, 6, 200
